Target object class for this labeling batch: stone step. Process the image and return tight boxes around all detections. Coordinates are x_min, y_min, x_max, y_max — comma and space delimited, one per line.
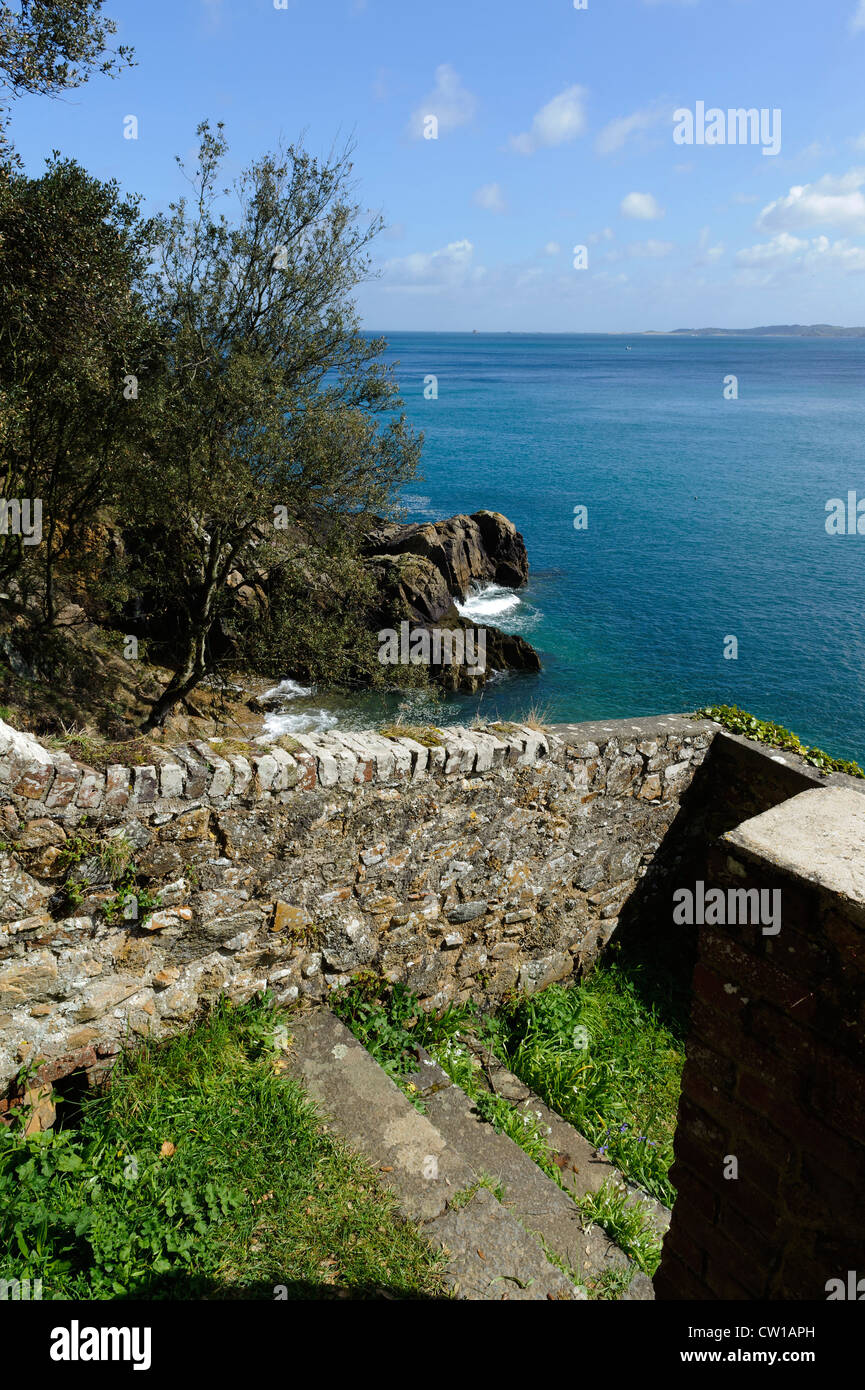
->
463, 1033, 671, 1241
281, 1009, 584, 1300
420, 1070, 649, 1296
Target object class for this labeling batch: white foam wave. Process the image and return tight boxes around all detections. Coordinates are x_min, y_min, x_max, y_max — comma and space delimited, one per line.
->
260, 678, 313, 702
457, 584, 521, 622
261, 706, 339, 739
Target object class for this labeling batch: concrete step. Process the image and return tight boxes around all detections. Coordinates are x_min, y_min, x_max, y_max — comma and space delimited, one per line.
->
464, 1033, 671, 1241
281, 1010, 585, 1300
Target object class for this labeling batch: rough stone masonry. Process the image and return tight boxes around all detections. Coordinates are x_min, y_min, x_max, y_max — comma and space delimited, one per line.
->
0, 712, 714, 1093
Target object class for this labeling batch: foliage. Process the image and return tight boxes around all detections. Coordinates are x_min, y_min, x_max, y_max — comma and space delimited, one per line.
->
696, 705, 864, 778
0, 0, 134, 160
0, 996, 447, 1299
127, 121, 421, 727
575, 1178, 663, 1276
0, 156, 155, 621
492, 966, 684, 1207
379, 723, 445, 748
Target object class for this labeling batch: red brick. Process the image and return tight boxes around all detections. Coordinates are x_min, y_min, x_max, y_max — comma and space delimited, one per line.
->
689, 997, 747, 1065
701, 931, 816, 1018
765, 922, 835, 981
662, 1219, 706, 1280
719, 1194, 780, 1267
732, 1143, 784, 1200
748, 1003, 817, 1070
699, 1223, 765, 1298
792, 1111, 865, 1185
789, 1157, 862, 1235
691, 961, 750, 1017
685, 1038, 737, 1091
822, 908, 865, 976
736, 1070, 809, 1135
723, 1175, 782, 1239
704, 1256, 762, 1301
677, 1095, 728, 1153
654, 1251, 712, 1301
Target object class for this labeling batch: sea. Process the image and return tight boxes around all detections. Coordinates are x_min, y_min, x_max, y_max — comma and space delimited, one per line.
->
262, 333, 865, 765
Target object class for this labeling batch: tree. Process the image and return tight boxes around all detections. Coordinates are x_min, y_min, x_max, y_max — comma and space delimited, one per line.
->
0, 156, 155, 620
0, 1, 134, 160
133, 122, 421, 729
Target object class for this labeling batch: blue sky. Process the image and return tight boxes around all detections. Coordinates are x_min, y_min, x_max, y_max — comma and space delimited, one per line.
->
9, 0, 865, 331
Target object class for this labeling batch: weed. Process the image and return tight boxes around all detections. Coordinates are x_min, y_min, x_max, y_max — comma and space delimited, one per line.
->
0, 996, 448, 1300
576, 1178, 663, 1276
696, 704, 863, 778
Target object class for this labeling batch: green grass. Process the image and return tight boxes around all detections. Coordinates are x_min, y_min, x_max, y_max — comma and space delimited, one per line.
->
332, 974, 666, 1275
491, 962, 685, 1209
696, 703, 864, 778
0, 996, 448, 1300
576, 1178, 663, 1275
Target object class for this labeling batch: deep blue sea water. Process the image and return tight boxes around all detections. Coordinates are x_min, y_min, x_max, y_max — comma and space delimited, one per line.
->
269, 334, 865, 764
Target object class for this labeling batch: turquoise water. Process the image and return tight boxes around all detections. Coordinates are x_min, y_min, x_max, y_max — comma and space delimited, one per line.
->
271, 334, 865, 763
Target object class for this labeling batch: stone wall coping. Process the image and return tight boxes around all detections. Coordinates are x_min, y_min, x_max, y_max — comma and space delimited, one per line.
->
4, 711, 863, 821
0, 713, 718, 818
724, 785, 865, 907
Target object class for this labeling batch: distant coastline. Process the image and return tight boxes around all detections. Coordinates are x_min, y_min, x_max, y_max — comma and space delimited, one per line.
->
643, 325, 865, 338
366, 326, 865, 338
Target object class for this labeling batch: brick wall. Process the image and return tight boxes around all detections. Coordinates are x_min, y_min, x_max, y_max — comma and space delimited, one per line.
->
655, 786, 865, 1301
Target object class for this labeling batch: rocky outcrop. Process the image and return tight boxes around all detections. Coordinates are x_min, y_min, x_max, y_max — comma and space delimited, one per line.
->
363, 511, 538, 691
366, 548, 539, 693
363, 511, 529, 602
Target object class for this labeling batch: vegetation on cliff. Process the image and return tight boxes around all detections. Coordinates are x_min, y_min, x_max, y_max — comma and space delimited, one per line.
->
696, 705, 864, 778
0, 9, 537, 740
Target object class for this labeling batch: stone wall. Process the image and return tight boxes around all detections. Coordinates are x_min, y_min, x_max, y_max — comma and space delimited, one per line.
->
0, 713, 714, 1096
655, 787, 865, 1300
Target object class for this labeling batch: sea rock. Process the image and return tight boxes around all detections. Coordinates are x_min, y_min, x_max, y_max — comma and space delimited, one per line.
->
363, 510, 529, 602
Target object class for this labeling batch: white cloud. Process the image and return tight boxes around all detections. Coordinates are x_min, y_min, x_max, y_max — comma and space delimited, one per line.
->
736, 233, 809, 266
852, 132, 865, 152
731, 191, 759, 205
604, 239, 675, 263
408, 65, 477, 139
474, 182, 507, 213
628, 239, 675, 257
757, 169, 865, 234
620, 191, 664, 220
543, 241, 561, 255
735, 232, 865, 273
509, 85, 587, 155
381, 238, 483, 289
851, 1, 865, 32
693, 227, 724, 264
596, 103, 673, 156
